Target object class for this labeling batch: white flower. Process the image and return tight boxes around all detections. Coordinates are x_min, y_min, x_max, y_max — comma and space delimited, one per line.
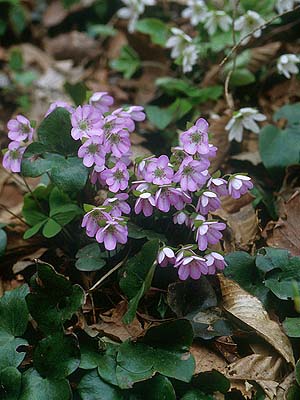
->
204, 10, 232, 36
275, 0, 300, 14
225, 107, 266, 142
117, 0, 156, 33
182, 44, 198, 73
234, 10, 265, 44
182, 0, 208, 26
165, 27, 192, 59
277, 54, 300, 78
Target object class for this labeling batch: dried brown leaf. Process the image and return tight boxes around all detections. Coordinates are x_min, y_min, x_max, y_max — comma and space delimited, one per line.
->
190, 343, 227, 374
248, 42, 281, 73
219, 275, 294, 366
263, 192, 300, 256
209, 115, 230, 173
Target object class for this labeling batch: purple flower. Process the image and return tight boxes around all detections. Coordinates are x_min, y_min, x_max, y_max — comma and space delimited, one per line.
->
105, 113, 135, 133
103, 193, 131, 217
101, 162, 129, 193
90, 165, 106, 185
155, 186, 191, 213
173, 156, 209, 192
2, 141, 26, 173
205, 252, 227, 274
180, 118, 209, 155
228, 174, 253, 199
45, 101, 74, 117
7, 115, 34, 142
207, 144, 218, 158
95, 217, 128, 250
78, 135, 105, 168
196, 191, 221, 215
71, 105, 103, 140
173, 211, 190, 226
208, 177, 228, 197
175, 254, 208, 280
81, 208, 111, 237
89, 92, 114, 114
104, 128, 131, 158
144, 155, 174, 185
157, 247, 176, 267
134, 183, 156, 217
126, 106, 146, 121
194, 216, 226, 251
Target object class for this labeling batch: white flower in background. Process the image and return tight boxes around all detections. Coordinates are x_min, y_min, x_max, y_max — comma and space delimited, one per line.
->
275, 0, 300, 14
234, 10, 265, 44
204, 11, 232, 36
165, 27, 192, 59
182, 0, 208, 26
277, 54, 300, 78
118, 0, 156, 33
225, 107, 267, 142
182, 44, 199, 73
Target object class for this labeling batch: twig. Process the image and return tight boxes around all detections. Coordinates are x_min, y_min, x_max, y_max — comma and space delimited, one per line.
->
219, 4, 300, 69
0, 203, 29, 226
88, 259, 126, 293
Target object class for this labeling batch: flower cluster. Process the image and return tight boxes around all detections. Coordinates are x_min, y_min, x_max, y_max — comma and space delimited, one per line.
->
2, 115, 34, 173
2, 91, 253, 281
277, 54, 300, 79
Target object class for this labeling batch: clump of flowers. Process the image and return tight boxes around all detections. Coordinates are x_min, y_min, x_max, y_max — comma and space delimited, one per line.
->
2, 91, 253, 281
117, 0, 156, 32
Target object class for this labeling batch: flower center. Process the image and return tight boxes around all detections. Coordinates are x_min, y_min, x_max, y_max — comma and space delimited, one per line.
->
191, 132, 201, 143
114, 170, 124, 180
21, 124, 30, 134
154, 167, 165, 178
183, 166, 194, 176
11, 150, 21, 160
88, 144, 98, 154
79, 119, 89, 131
110, 133, 120, 144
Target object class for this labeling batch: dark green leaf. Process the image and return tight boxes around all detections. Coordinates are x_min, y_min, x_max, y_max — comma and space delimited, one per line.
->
37, 107, 78, 155
274, 103, 300, 127
110, 46, 140, 79
77, 370, 124, 400
75, 243, 107, 272
42, 218, 62, 238
132, 375, 176, 399
64, 82, 87, 106
135, 18, 168, 46
50, 156, 88, 193
230, 68, 256, 87
255, 247, 290, 273
192, 371, 230, 394
0, 331, 28, 370
283, 318, 300, 338
145, 105, 174, 130
19, 368, 71, 400
0, 228, 7, 257
34, 333, 80, 379
181, 389, 214, 400
0, 367, 22, 400
23, 220, 46, 239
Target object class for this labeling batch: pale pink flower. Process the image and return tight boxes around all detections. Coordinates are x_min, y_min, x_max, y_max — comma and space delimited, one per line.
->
7, 115, 34, 142
205, 252, 227, 274
89, 92, 114, 114
180, 118, 209, 155
101, 162, 129, 193
95, 217, 128, 250
228, 174, 253, 199
71, 105, 103, 140
157, 247, 176, 267
144, 155, 174, 185
2, 141, 26, 173
173, 156, 209, 192
78, 135, 105, 168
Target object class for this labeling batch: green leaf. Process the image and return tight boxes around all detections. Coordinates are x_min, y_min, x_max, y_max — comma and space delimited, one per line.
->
274, 103, 300, 127
37, 107, 78, 155
21, 143, 57, 177
19, 368, 71, 400
255, 247, 290, 273
168, 98, 193, 120
156, 78, 223, 101
136, 18, 168, 46
77, 369, 124, 400
0, 367, 22, 400
181, 389, 214, 400
145, 105, 174, 130
229, 68, 256, 87
75, 243, 107, 272
283, 318, 300, 338
22, 189, 48, 226
0, 285, 29, 336
116, 320, 195, 389
42, 218, 62, 238
0, 331, 28, 370
34, 333, 80, 379
9, 4, 27, 35
49, 187, 82, 226
64, 81, 87, 106
132, 375, 176, 399
119, 240, 159, 323
50, 156, 88, 193
26, 262, 84, 334
0, 227, 7, 257
192, 371, 230, 394
23, 220, 46, 239
110, 45, 141, 79
87, 23, 117, 38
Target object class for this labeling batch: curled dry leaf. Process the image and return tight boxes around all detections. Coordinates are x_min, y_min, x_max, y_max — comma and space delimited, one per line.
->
276, 372, 296, 399
13, 247, 48, 274
219, 275, 294, 366
209, 115, 231, 173
90, 300, 146, 342
263, 191, 300, 256
190, 343, 227, 375
214, 194, 258, 252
